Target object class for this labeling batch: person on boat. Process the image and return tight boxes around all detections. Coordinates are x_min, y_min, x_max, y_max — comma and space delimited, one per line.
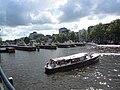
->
90, 54, 93, 58
53, 61, 56, 67
84, 55, 87, 60
46, 62, 49, 67
49, 59, 56, 68
74, 57, 80, 62
89, 53, 94, 58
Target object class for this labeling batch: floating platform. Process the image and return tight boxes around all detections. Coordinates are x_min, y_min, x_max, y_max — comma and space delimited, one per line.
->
56, 43, 75, 48
75, 43, 86, 46
0, 47, 15, 53
56, 43, 85, 48
38, 45, 57, 50
15, 46, 36, 51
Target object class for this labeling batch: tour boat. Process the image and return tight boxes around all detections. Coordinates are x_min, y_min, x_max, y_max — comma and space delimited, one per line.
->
45, 53, 100, 74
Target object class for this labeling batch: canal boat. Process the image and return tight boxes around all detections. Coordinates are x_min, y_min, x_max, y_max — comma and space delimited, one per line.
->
45, 53, 100, 74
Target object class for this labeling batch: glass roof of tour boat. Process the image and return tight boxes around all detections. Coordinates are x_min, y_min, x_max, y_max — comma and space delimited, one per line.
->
52, 53, 87, 61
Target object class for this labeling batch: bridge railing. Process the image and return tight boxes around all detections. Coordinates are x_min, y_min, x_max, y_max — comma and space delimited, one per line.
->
0, 66, 15, 90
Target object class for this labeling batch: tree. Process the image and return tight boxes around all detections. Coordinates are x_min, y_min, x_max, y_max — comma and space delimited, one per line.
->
89, 23, 105, 43
52, 34, 58, 43
57, 34, 67, 43
36, 37, 45, 44
87, 19, 120, 44
0, 38, 2, 44
80, 29, 87, 42
107, 19, 120, 44
69, 31, 77, 42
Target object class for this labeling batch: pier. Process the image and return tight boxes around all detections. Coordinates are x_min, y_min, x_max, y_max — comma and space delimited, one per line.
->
15, 46, 36, 51
56, 42, 86, 48
38, 45, 57, 50
0, 47, 15, 53
0, 45, 36, 51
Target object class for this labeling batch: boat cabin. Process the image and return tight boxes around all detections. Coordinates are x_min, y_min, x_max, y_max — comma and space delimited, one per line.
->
46, 53, 92, 68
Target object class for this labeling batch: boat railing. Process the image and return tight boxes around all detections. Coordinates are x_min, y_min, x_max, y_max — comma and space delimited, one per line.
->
0, 66, 15, 90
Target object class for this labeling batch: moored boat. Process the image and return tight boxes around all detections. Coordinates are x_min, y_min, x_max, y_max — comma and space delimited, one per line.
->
45, 53, 100, 74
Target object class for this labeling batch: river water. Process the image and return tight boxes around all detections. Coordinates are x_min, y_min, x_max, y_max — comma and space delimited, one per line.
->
1, 45, 120, 90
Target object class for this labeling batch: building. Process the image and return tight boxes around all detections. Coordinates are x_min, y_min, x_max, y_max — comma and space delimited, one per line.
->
59, 27, 70, 34
29, 32, 44, 40
45, 35, 52, 43
77, 29, 86, 42
87, 26, 94, 34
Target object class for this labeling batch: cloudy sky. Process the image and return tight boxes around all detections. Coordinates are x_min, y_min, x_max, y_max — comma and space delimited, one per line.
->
0, 0, 120, 40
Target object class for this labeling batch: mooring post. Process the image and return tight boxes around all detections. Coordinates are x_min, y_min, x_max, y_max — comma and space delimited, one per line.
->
37, 46, 40, 52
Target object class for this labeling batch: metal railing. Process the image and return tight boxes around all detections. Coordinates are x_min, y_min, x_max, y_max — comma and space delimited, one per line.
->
0, 66, 15, 90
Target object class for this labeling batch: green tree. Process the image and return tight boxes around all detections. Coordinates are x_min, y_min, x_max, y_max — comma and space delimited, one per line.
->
69, 31, 77, 42
0, 38, 2, 44
80, 29, 87, 42
89, 23, 105, 43
52, 34, 58, 42
36, 37, 45, 44
87, 19, 120, 44
57, 34, 67, 43
107, 19, 120, 44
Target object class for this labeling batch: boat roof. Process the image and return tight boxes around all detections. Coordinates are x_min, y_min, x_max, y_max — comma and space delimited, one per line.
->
52, 53, 87, 61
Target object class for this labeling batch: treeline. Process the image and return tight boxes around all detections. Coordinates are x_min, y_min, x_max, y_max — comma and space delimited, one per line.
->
1, 19, 120, 45
52, 31, 78, 43
51, 19, 120, 44
87, 19, 120, 44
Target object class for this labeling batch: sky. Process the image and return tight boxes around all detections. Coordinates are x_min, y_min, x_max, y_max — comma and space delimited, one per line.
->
0, 0, 120, 40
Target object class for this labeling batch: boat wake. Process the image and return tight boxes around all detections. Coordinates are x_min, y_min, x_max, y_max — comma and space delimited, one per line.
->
98, 53, 120, 56
97, 45, 120, 47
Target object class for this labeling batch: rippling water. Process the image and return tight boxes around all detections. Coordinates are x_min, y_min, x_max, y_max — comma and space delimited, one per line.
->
1, 46, 120, 90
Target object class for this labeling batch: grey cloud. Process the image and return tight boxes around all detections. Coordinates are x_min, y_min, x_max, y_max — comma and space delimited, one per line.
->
32, 18, 52, 25
5, 0, 32, 26
0, 0, 6, 25
31, 13, 52, 24
95, 0, 120, 15
16, 31, 29, 36
0, 0, 55, 26
0, 13, 5, 25
58, 0, 120, 23
58, 0, 93, 22
31, 24, 54, 31
1, 0, 120, 27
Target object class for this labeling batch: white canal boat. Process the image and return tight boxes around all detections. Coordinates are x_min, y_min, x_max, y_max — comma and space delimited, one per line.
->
45, 53, 100, 74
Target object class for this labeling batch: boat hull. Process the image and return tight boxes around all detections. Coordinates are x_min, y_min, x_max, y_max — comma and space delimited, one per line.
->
45, 55, 99, 74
